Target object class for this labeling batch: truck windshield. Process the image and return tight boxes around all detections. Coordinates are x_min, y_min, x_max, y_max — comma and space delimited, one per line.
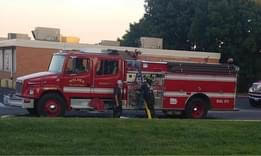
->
48, 55, 65, 73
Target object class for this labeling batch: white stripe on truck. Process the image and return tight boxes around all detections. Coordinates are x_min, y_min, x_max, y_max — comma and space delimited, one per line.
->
64, 87, 114, 94
164, 91, 235, 98
165, 75, 236, 82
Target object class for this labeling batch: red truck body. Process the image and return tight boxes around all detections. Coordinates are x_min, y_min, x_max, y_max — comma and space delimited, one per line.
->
15, 50, 238, 118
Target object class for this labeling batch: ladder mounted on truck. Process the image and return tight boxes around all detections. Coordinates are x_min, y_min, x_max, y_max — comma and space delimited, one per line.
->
103, 49, 142, 60
167, 62, 239, 75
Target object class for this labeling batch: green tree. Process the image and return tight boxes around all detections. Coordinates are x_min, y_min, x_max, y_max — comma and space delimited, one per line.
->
120, 0, 261, 92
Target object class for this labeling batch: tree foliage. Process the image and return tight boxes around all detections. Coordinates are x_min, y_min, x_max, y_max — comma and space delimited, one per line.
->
120, 0, 261, 92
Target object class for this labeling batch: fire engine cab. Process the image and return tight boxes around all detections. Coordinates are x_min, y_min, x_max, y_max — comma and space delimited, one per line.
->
14, 50, 238, 119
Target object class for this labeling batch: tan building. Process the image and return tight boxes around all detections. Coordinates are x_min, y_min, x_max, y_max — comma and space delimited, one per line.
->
0, 37, 8, 41
140, 37, 163, 49
8, 33, 31, 40
0, 39, 221, 80
100, 40, 120, 46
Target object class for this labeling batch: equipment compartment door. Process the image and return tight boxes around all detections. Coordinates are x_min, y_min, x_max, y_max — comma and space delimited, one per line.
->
126, 72, 164, 109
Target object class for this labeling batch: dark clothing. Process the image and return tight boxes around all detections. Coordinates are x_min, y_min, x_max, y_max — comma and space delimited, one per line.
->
141, 83, 155, 118
113, 87, 122, 118
136, 89, 145, 109
114, 87, 122, 105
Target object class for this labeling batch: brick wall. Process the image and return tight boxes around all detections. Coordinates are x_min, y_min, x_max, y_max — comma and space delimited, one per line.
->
15, 47, 58, 78
0, 47, 58, 79
0, 72, 14, 80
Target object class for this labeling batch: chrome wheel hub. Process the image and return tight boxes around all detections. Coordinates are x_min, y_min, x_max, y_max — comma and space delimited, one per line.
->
50, 104, 56, 110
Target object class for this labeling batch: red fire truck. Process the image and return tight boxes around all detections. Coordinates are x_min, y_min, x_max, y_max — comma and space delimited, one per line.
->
14, 50, 238, 118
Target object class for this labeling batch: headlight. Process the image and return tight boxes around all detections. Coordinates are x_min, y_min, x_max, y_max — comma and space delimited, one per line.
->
257, 85, 261, 92
29, 89, 34, 95
250, 83, 261, 92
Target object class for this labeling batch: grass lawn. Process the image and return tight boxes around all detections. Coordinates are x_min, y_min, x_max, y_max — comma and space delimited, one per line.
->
0, 118, 260, 155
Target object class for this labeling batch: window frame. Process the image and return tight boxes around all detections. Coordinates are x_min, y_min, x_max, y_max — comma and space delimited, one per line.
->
0, 47, 16, 73
3, 48, 12, 72
64, 56, 90, 75
0, 49, 3, 71
95, 59, 119, 77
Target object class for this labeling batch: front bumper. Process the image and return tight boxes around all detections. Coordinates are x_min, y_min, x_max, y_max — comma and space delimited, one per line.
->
3, 95, 34, 109
248, 92, 261, 102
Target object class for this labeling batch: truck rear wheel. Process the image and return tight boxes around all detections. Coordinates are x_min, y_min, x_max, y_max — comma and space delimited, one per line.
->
185, 98, 208, 119
37, 93, 66, 117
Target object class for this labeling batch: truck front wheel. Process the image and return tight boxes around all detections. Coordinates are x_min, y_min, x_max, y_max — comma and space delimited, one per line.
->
37, 93, 66, 117
185, 98, 208, 119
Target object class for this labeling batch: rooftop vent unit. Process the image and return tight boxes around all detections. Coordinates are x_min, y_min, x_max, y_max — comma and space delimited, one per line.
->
100, 40, 120, 46
140, 37, 163, 49
0, 37, 8, 41
8, 33, 31, 40
32, 27, 60, 42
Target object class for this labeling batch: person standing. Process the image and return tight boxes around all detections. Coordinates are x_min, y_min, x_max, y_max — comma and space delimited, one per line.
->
142, 78, 155, 118
113, 80, 123, 118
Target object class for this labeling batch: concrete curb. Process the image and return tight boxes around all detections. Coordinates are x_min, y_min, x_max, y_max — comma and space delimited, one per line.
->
1, 115, 16, 118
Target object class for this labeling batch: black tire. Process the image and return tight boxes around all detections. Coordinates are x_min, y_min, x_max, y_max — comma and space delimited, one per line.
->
26, 108, 38, 116
185, 98, 208, 119
37, 93, 66, 117
249, 99, 261, 108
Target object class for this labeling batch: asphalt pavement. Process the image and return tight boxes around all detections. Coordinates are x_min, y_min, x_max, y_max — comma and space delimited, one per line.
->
0, 96, 261, 120
207, 97, 261, 120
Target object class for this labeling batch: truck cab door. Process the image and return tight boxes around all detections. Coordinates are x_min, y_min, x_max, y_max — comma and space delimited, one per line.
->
93, 58, 122, 98
62, 56, 92, 98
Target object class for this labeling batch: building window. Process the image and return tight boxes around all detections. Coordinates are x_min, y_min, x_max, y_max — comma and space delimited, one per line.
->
13, 49, 16, 73
0, 49, 3, 71
4, 49, 12, 72
0, 48, 16, 73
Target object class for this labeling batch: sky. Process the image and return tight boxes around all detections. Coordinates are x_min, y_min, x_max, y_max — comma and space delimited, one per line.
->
0, 0, 145, 44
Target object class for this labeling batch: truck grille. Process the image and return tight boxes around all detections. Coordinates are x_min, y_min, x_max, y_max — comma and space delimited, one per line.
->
16, 81, 23, 95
